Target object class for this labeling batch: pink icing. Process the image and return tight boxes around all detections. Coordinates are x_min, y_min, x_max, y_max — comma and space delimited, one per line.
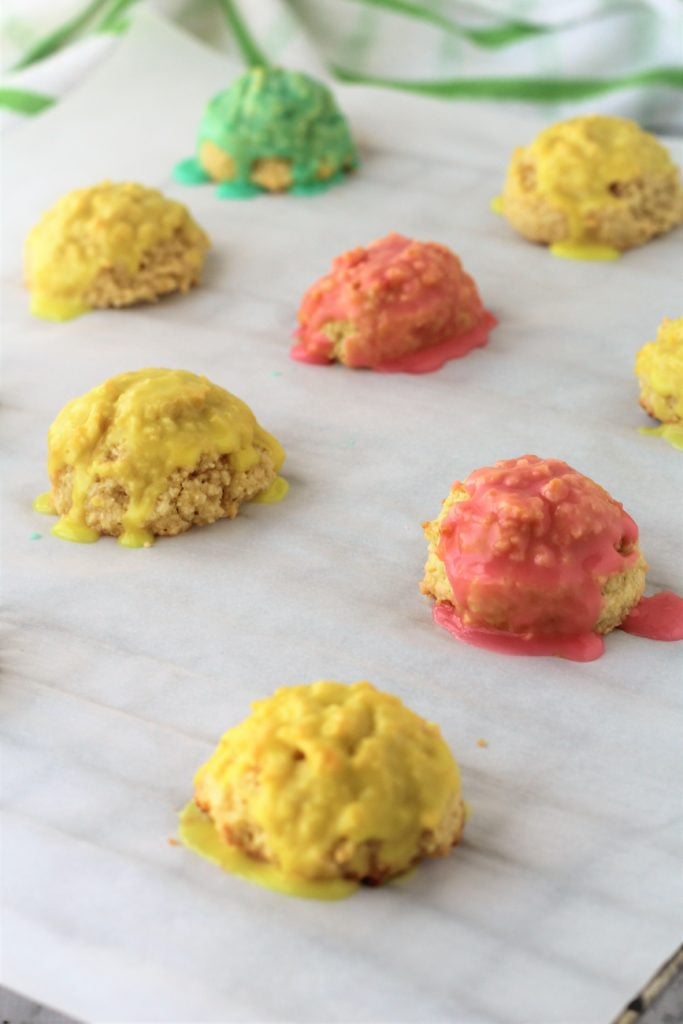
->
433, 601, 605, 662
292, 232, 495, 372
290, 343, 330, 366
291, 313, 496, 374
374, 312, 496, 373
436, 455, 640, 644
621, 592, 683, 640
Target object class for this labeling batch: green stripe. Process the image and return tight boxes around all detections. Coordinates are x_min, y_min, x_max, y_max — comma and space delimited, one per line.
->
0, 87, 56, 114
217, 0, 270, 68
11, 0, 112, 70
343, 0, 547, 48
96, 0, 139, 33
331, 64, 683, 101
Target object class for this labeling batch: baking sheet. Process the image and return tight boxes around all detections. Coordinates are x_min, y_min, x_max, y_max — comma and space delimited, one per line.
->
2, 11, 682, 1023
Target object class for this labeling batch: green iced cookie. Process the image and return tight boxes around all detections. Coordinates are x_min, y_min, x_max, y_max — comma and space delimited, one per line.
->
174, 67, 358, 198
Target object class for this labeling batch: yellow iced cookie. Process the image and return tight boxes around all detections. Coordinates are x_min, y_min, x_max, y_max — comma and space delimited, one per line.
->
636, 317, 683, 449
498, 116, 683, 259
25, 181, 209, 321
182, 680, 465, 898
35, 368, 287, 547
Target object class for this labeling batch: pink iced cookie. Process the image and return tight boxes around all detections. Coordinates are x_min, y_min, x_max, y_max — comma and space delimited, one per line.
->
291, 232, 496, 373
422, 455, 683, 661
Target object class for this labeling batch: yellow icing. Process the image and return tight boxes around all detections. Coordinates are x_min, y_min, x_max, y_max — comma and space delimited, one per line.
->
30, 294, 90, 322
508, 115, 678, 257
490, 196, 504, 215
33, 492, 56, 514
179, 801, 358, 901
640, 425, 683, 450
635, 317, 683, 426
25, 182, 208, 321
252, 476, 290, 504
550, 241, 620, 262
51, 519, 100, 544
39, 368, 287, 546
192, 680, 463, 887
118, 526, 155, 549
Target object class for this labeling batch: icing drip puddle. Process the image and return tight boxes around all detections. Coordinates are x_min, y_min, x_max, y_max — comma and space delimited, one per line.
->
490, 197, 621, 262
291, 313, 497, 374
178, 802, 358, 901
549, 242, 620, 262
433, 592, 683, 660
621, 592, 683, 640
640, 424, 683, 451
173, 157, 345, 200
433, 602, 605, 662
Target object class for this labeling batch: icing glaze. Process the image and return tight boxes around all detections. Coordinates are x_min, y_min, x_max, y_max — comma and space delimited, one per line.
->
501, 115, 683, 259
172, 157, 211, 186
174, 67, 357, 198
179, 801, 357, 901
293, 313, 497, 374
621, 593, 683, 640
640, 424, 683, 450
433, 601, 605, 662
550, 242, 620, 262
190, 681, 464, 891
293, 233, 495, 372
33, 492, 56, 515
215, 179, 263, 200
493, 193, 620, 260
251, 475, 290, 503
25, 182, 208, 321
37, 368, 287, 547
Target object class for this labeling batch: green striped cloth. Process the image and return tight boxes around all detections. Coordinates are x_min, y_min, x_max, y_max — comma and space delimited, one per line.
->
1, 0, 682, 130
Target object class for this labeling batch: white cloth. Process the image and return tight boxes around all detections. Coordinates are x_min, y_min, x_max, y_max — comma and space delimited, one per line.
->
2, 0, 683, 130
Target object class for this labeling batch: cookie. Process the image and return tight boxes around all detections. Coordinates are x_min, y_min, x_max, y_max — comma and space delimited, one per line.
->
35, 368, 287, 547
498, 116, 683, 259
421, 455, 647, 660
25, 182, 209, 320
185, 680, 465, 892
292, 232, 495, 372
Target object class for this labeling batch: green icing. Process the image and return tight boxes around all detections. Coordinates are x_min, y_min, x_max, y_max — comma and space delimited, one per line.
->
216, 179, 263, 199
196, 66, 357, 192
172, 157, 211, 186
290, 172, 345, 196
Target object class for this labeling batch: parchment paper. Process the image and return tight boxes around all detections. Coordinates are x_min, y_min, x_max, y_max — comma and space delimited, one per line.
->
2, 12, 682, 1024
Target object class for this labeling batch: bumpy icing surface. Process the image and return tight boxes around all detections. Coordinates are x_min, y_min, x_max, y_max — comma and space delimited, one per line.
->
434, 455, 640, 638
25, 182, 208, 320
636, 317, 683, 431
292, 233, 496, 371
502, 115, 683, 259
37, 368, 286, 548
174, 67, 357, 196
189, 680, 464, 890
